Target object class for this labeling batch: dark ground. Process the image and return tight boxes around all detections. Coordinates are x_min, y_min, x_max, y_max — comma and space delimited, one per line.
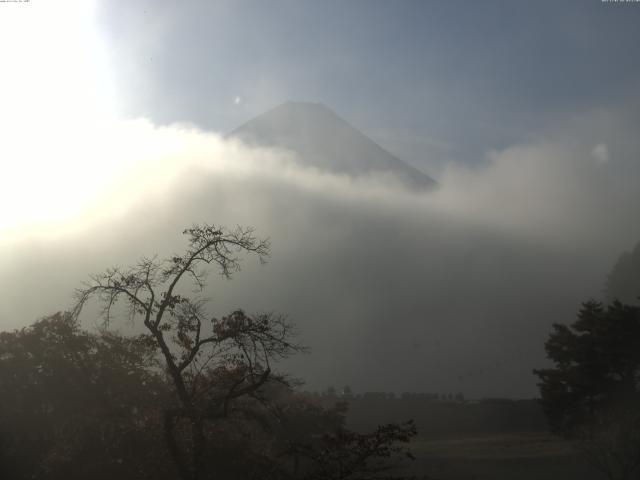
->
404, 433, 600, 480
340, 396, 602, 479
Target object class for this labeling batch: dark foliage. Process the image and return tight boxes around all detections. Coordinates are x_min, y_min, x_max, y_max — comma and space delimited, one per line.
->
0, 224, 418, 480
0, 313, 171, 479
534, 299, 640, 480
286, 421, 417, 480
0, 314, 416, 480
534, 300, 640, 434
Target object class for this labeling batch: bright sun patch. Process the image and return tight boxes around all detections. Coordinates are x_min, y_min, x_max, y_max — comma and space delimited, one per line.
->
0, 0, 118, 236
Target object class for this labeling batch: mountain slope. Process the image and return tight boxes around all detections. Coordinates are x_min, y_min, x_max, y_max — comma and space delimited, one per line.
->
227, 101, 436, 190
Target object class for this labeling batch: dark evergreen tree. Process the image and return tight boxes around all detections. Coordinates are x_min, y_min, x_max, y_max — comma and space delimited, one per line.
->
606, 241, 640, 305
534, 299, 640, 480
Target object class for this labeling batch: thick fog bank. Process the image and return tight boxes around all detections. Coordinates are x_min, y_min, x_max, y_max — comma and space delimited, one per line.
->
1, 112, 639, 398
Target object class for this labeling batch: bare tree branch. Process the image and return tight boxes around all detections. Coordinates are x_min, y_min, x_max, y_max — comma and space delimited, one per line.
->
71, 223, 303, 480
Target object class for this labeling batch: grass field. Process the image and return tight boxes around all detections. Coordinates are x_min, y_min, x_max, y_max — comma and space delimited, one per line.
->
398, 433, 602, 480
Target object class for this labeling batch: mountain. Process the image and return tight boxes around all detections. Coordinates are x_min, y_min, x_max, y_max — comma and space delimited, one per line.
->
227, 101, 436, 190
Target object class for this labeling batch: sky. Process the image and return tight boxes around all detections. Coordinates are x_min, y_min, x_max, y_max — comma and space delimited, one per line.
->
1, 0, 640, 398
97, 0, 640, 170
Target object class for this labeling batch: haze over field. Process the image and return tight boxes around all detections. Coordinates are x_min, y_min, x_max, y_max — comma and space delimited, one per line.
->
1, 0, 640, 398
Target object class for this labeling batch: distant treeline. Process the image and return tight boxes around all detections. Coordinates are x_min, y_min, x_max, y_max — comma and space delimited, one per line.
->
311, 388, 466, 402
305, 389, 546, 438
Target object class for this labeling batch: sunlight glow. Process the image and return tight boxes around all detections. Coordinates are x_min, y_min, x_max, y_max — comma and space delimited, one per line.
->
0, 0, 120, 236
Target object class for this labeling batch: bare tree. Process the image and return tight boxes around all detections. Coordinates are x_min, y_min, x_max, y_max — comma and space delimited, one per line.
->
73, 224, 304, 480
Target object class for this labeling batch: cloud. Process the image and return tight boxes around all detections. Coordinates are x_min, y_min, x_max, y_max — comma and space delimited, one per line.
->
432, 140, 636, 253
1, 109, 639, 398
592, 143, 609, 165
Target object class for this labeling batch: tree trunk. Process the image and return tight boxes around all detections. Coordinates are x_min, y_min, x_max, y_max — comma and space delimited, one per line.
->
191, 415, 206, 480
164, 410, 192, 480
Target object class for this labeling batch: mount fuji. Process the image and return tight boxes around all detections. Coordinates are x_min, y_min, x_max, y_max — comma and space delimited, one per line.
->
228, 101, 436, 190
